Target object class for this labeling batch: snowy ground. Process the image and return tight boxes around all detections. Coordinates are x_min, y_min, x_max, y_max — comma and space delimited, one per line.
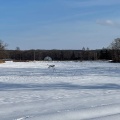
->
0, 61, 120, 120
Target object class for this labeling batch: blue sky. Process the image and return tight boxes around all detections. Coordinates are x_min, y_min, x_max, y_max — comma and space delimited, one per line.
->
0, 0, 120, 50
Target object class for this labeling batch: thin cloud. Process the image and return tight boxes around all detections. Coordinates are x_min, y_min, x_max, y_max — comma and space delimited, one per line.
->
97, 20, 120, 28
64, 0, 120, 8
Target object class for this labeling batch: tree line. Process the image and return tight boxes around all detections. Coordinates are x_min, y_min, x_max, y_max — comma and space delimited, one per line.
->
0, 38, 120, 62
6, 49, 98, 61
1, 49, 119, 62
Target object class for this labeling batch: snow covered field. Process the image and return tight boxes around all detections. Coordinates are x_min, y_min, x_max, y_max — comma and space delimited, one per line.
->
0, 61, 120, 120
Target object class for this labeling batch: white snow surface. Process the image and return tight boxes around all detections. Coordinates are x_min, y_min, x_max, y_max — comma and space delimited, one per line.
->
0, 61, 120, 120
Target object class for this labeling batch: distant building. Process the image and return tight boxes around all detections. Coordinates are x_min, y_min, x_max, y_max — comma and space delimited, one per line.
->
44, 56, 52, 61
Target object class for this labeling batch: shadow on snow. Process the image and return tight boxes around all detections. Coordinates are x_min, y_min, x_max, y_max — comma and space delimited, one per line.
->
0, 82, 120, 91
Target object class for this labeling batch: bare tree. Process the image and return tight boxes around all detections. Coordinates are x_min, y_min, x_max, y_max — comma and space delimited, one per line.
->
0, 40, 8, 59
16, 47, 20, 51
108, 38, 120, 50
0, 40, 8, 50
107, 38, 120, 62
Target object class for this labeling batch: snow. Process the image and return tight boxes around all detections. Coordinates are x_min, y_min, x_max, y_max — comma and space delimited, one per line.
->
0, 61, 120, 120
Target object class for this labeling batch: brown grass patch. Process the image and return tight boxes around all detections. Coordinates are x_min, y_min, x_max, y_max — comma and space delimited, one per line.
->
0, 60, 5, 63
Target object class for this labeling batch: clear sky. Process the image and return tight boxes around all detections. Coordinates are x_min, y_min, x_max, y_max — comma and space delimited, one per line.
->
0, 0, 120, 50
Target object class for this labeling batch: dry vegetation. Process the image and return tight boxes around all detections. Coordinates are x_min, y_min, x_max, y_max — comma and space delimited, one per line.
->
0, 60, 5, 63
